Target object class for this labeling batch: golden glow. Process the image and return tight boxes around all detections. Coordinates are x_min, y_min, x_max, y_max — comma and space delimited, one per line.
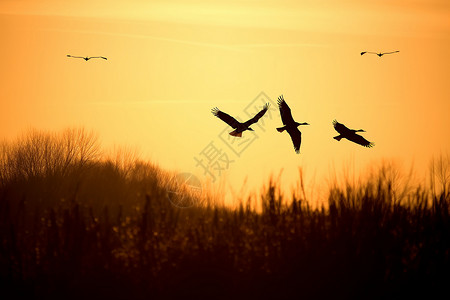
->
1, 0, 450, 202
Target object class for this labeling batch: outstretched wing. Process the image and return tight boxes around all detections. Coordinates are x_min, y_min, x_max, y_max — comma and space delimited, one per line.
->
381, 51, 399, 55
360, 51, 377, 56
243, 103, 269, 126
278, 95, 295, 125
211, 107, 240, 129
67, 55, 84, 59
332, 120, 351, 135
347, 133, 374, 148
286, 127, 302, 154
89, 56, 108, 60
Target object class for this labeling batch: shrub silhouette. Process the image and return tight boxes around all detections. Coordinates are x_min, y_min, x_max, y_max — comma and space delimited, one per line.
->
0, 128, 448, 299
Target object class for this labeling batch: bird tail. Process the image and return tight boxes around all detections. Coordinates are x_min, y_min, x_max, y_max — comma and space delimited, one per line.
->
333, 135, 342, 141
276, 126, 286, 133
229, 130, 242, 137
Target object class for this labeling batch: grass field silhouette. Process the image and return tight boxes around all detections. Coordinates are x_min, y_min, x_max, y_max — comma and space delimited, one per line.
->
1, 128, 448, 299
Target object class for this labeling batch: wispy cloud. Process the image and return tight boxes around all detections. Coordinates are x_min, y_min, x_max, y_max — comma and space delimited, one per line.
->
0, 1, 394, 36
231, 42, 327, 49
42, 27, 326, 52
4, 1, 447, 40
50, 28, 248, 52
89, 99, 246, 107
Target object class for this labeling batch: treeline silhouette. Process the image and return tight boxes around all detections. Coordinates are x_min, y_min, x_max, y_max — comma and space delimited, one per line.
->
0, 129, 448, 299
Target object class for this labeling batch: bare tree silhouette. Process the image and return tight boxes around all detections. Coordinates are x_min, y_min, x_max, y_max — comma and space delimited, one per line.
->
0, 128, 100, 182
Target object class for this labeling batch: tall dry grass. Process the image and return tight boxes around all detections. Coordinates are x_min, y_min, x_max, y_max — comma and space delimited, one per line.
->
0, 128, 449, 299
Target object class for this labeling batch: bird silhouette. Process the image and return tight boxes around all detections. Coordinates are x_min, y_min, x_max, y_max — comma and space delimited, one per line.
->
276, 95, 309, 154
211, 103, 269, 137
332, 120, 374, 148
360, 51, 399, 57
67, 55, 107, 61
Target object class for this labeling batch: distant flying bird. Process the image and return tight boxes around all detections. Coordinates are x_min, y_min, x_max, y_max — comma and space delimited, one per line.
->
211, 103, 269, 137
67, 55, 107, 61
360, 51, 399, 57
332, 120, 374, 148
276, 95, 309, 154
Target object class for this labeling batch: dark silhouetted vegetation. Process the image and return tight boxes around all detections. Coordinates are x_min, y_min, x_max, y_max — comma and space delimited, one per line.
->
0, 129, 449, 299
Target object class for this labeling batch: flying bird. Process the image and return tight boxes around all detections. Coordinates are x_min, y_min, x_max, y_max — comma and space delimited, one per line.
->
332, 120, 374, 148
67, 55, 107, 61
276, 95, 309, 154
211, 103, 269, 137
360, 51, 399, 57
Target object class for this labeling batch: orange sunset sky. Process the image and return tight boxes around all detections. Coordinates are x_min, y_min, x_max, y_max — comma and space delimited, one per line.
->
1, 0, 450, 203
